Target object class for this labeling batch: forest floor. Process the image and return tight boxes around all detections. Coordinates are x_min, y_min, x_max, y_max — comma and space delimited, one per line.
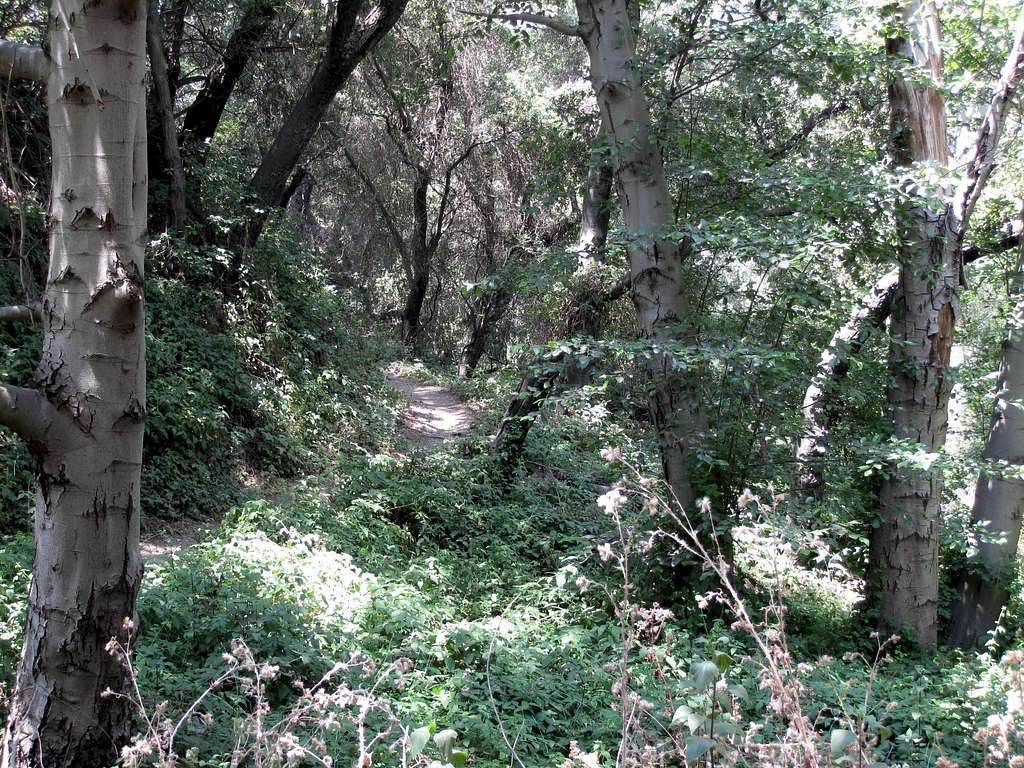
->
386, 363, 475, 448
141, 368, 474, 559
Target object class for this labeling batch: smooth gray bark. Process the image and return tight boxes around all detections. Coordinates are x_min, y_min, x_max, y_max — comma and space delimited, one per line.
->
576, 0, 700, 513
1, 0, 148, 763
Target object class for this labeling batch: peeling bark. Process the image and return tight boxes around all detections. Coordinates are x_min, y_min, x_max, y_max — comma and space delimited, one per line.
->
869, 0, 957, 650
1, 0, 148, 764
868, 1, 1024, 648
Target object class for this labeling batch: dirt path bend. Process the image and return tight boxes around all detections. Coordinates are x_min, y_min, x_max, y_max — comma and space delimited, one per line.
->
387, 367, 475, 448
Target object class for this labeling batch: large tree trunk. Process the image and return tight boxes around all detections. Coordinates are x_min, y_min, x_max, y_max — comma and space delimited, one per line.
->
948, 245, 1024, 648
868, 0, 1024, 649
577, 0, 699, 513
793, 235, 1013, 505
0, 0, 148, 763
869, 0, 956, 649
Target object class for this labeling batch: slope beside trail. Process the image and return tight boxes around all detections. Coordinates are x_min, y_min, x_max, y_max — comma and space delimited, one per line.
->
386, 367, 475, 448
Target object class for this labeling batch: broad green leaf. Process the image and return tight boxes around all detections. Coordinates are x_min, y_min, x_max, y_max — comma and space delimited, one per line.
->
434, 729, 459, 761
690, 660, 720, 689
451, 749, 469, 768
684, 737, 715, 762
409, 727, 431, 759
831, 729, 857, 756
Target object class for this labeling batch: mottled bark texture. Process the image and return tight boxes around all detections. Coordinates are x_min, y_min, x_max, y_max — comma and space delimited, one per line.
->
252, 0, 407, 207
945, 13, 1024, 648
795, 271, 899, 502
948, 247, 1024, 648
869, 1, 1024, 648
794, 234, 1010, 504
0, 0, 148, 763
577, 0, 699, 513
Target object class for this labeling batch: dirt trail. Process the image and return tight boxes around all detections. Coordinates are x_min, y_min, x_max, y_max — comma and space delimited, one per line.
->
387, 367, 475, 448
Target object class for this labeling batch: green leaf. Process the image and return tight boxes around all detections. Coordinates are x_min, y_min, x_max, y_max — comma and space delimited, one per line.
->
713, 651, 732, 671
671, 705, 693, 726
830, 729, 857, 756
409, 727, 431, 759
684, 737, 715, 762
727, 683, 749, 702
434, 729, 459, 761
689, 660, 720, 689
450, 749, 469, 768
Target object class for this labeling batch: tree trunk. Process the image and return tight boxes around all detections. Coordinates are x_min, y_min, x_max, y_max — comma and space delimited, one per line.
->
179, 0, 280, 152
794, 270, 898, 503
577, 0, 699, 513
251, 0, 407, 208
1, 0, 148, 763
147, 0, 187, 228
492, 156, 613, 459
459, 287, 510, 378
401, 167, 431, 349
793, 236, 1010, 505
869, 1, 956, 649
868, 0, 1024, 648
948, 245, 1024, 648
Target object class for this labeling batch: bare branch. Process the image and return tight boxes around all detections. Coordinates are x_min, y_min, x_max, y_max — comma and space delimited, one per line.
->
0, 39, 48, 82
957, 9, 1024, 233
459, 8, 580, 37
0, 303, 40, 323
0, 384, 52, 442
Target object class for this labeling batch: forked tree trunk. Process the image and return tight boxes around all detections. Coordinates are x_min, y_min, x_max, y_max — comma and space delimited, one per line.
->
0, 0, 148, 763
577, 0, 699, 512
948, 245, 1024, 648
794, 236, 1007, 504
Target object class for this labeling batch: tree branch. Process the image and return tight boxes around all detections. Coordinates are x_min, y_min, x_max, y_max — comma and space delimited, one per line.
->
459, 8, 580, 37
0, 384, 52, 443
957, 9, 1024, 233
342, 146, 409, 263
0, 303, 40, 323
430, 140, 483, 251
766, 100, 850, 161
0, 40, 48, 82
